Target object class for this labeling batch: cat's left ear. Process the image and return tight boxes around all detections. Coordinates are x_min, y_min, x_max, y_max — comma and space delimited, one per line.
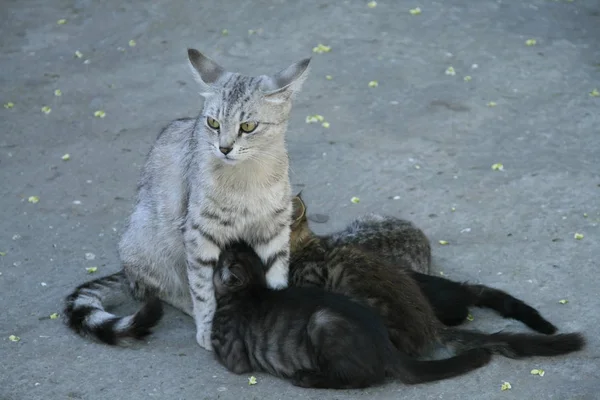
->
291, 193, 307, 226
187, 49, 230, 96
260, 58, 311, 101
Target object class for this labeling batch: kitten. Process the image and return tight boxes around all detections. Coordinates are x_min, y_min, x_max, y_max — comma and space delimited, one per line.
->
292, 194, 557, 332
289, 195, 585, 358
211, 241, 491, 389
64, 50, 310, 349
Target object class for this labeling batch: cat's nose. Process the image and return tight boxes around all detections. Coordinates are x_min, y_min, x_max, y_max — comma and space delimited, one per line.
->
219, 146, 233, 155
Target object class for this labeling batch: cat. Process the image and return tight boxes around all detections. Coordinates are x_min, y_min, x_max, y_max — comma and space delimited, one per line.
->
211, 241, 492, 389
288, 195, 585, 358
64, 49, 310, 350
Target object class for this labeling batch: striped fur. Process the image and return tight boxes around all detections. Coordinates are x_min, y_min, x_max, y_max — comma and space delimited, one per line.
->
63, 272, 163, 344
288, 196, 585, 360
63, 50, 310, 348
211, 242, 491, 389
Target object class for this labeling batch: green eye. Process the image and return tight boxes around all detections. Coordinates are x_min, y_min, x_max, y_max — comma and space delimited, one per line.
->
240, 121, 258, 133
207, 116, 220, 130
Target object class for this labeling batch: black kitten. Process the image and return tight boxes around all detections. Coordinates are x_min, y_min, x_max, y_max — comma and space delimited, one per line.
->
211, 241, 491, 389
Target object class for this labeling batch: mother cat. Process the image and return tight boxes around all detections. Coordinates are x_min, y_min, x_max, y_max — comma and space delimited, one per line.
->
64, 49, 310, 350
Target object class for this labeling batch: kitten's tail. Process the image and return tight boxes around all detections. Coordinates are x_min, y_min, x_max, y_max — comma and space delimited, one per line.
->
463, 283, 557, 334
439, 328, 585, 359
388, 348, 491, 384
64, 271, 163, 345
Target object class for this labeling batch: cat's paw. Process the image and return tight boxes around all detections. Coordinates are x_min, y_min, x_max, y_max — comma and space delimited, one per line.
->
196, 330, 213, 351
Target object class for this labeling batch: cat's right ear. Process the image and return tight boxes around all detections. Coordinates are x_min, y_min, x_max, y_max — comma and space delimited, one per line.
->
187, 49, 228, 96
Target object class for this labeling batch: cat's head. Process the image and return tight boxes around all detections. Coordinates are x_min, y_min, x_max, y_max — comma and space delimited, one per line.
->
289, 193, 314, 253
214, 241, 267, 296
188, 49, 310, 166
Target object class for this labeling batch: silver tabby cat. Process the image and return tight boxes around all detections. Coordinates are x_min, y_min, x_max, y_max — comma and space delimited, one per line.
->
64, 49, 310, 350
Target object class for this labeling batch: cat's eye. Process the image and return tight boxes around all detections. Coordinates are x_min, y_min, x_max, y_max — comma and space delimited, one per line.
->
239, 121, 258, 134
207, 116, 220, 130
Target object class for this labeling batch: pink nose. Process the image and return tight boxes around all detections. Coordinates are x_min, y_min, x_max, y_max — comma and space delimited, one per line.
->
219, 147, 232, 155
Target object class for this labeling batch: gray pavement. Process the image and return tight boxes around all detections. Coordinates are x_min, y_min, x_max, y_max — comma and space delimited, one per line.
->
1, 0, 599, 399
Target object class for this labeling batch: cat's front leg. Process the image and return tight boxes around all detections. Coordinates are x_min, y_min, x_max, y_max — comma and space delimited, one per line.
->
184, 222, 220, 351
254, 225, 291, 289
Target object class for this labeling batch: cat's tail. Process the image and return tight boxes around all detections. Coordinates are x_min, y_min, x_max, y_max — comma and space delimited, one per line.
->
63, 271, 163, 345
411, 272, 557, 334
463, 283, 557, 334
387, 348, 491, 384
439, 328, 585, 359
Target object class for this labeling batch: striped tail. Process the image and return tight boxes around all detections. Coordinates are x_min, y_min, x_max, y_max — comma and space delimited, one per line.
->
64, 271, 163, 345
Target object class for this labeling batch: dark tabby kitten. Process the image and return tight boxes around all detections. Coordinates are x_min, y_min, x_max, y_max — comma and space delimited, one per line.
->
211, 241, 491, 389
289, 195, 585, 358
292, 195, 557, 332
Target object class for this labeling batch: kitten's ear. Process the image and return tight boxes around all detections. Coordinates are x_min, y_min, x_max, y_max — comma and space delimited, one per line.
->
260, 58, 311, 101
187, 49, 228, 96
291, 194, 307, 225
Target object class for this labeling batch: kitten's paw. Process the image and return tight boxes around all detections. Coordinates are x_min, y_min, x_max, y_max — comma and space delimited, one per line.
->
196, 330, 213, 352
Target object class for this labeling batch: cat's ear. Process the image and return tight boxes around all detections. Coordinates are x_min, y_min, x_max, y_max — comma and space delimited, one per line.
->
260, 58, 311, 102
291, 193, 307, 225
187, 49, 228, 96
221, 263, 247, 288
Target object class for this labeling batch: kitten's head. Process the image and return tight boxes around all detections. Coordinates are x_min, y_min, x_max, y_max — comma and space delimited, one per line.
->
289, 193, 314, 253
214, 241, 267, 296
188, 49, 310, 165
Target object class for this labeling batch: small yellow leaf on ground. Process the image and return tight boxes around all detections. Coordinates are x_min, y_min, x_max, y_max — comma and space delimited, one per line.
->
54, 89, 62, 96
463, 75, 472, 82
409, 7, 422, 15
50, 313, 59, 320
128, 39, 136, 47
306, 115, 325, 124
312, 44, 332, 54
525, 39, 537, 46
62, 153, 70, 161
0, 251, 6, 256
368, 1, 377, 8
41, 106, 52, 114
590, 89, 600, 97
574, 232, 584, 240
531, 369, 545, 376
94, 110, 106, 118
487, 101, 497, 107
322, 122, 330, 128
221, 29, 229, 36
28, 196, 40, 204
9, 335, 20, 342
559, 299, 568, 304
501, 381, 512, 391
86, 267, 98, 274
466, 314, 474, 321
57, 19, 67, 25
491, 163, 504, 171
438, 240, 449, 245
445, 66, 456, 76
4, 102, 14, 109
368, 80, 379, 88
325, 75, 333, 80
75, 50, 83, 58
351, 197, 360, 204
451, 207, 456, 212
248, 376, 257, 385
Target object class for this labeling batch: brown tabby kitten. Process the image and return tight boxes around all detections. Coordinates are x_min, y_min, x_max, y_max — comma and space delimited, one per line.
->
289, 195, 585, 359
211, 241, 491, 389
292, 195, 558, 332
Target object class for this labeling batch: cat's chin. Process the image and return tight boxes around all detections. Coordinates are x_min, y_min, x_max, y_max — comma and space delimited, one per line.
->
216, 156, 240, 166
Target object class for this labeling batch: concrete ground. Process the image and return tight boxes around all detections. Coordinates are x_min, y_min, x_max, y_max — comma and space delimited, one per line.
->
1, 0, 599, 399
